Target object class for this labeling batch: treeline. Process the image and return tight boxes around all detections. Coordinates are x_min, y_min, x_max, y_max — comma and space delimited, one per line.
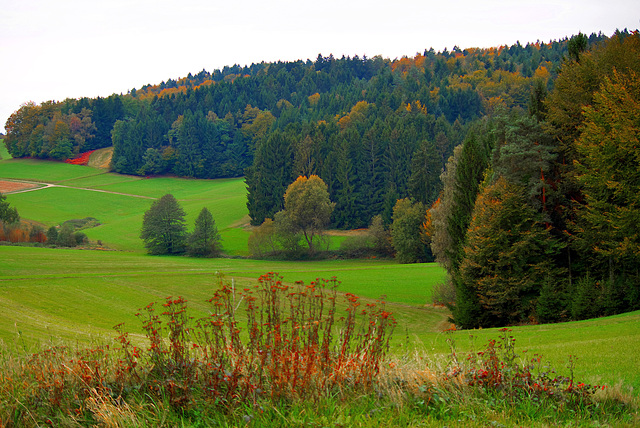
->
4, 33, 607, 229
429, 32, 640, 327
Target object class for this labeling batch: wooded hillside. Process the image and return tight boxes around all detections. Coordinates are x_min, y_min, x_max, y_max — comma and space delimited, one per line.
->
4, 32, 606, 229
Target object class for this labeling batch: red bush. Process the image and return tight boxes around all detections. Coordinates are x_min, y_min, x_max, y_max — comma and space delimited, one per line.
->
65, 150, 96, 166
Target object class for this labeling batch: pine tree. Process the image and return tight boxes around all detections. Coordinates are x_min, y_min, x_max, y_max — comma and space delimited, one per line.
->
140, 194, 187, 255
187, 207, 222, 257
246, 131, 294, 225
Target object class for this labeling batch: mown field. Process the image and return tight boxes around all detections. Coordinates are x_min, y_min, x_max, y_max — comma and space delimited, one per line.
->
1, 154, 639, 408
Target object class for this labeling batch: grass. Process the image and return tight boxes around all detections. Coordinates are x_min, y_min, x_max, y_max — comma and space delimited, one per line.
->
0, 139, 10, 160
0, 246, 447, 345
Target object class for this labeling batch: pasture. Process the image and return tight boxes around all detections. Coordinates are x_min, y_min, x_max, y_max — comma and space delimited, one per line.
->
1, 156, 639, 402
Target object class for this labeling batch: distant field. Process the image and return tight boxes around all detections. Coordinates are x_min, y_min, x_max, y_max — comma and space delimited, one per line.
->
0, 158, 101, 182
1, 159, 251, 253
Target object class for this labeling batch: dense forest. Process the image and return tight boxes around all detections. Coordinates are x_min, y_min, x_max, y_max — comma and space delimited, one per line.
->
4, 30, 639, 327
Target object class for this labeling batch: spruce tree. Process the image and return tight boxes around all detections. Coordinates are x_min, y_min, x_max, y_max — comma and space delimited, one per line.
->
140, 194, 187, 255
187, 207, 222, 257
246, 131, 294, 225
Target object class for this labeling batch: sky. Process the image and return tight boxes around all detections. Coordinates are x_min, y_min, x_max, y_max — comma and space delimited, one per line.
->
1, 0, 639, 133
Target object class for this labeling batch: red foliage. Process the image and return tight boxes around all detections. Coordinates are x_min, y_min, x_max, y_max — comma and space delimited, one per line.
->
65, 150, 95, 166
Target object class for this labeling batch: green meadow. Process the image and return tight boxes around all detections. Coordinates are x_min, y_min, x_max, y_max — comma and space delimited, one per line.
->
1, 156, 639, 399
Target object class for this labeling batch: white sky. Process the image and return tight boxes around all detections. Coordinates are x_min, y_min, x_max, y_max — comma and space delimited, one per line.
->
1, 0, 639, 133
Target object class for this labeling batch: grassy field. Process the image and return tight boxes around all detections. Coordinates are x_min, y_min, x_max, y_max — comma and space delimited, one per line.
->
0, 139, 10, 160
1, 159, 251, 253
1, 156, 640, 405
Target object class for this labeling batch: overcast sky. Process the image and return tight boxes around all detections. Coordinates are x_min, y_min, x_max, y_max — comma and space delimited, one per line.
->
1, 0, 639, 133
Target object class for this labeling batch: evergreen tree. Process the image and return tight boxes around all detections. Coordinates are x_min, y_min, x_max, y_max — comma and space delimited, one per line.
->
187, 207, 222, 257
246, 131, 294, 225
457, 178, 565, 328
446, 128, 493, 274
573, 70, 640, 290
140, 194, 187, 255
408, 139, 441, 206
0, 193, 19, 224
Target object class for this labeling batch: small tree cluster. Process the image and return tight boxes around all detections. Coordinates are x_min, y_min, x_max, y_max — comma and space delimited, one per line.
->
140, 194, 222, 257
46, 223, 88, 247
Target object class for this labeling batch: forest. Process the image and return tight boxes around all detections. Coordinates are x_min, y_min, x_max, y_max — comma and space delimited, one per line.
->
4, 30, 639, 328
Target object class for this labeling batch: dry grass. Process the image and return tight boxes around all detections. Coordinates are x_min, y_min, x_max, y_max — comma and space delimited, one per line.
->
87, 147, 113, 169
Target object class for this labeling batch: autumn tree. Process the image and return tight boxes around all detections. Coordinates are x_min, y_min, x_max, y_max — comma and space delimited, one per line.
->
140, 194, 188, 255
278, 175, 335, 254
430, 144, 463, 272
248, 218, 279, 257
187, 207, 222, 257
573, 70, 640, 295
456, 177, 565, 328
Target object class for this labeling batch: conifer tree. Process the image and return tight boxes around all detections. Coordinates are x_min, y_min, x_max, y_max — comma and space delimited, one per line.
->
457, 178, 564, 327
187, 207, 222, 257
246, 131, 294, 225
140, 194, 187, 255
446, 128, 493, 274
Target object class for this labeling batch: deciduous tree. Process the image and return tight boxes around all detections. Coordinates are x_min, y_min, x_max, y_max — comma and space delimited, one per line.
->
279, 175, 335, 254
391, 198, 430, 264
574, 70, 640, 285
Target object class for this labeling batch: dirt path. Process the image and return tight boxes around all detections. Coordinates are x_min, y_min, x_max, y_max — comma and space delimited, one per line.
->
0, 179, 156, 199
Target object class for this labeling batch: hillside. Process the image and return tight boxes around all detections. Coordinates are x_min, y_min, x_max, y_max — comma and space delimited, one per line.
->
3, 32, 613, 230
